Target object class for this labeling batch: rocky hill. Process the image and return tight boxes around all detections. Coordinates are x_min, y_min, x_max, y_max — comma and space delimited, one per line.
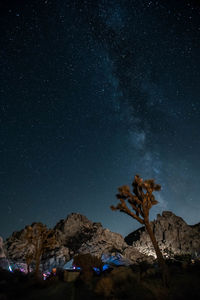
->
2, 211, 200, 272
125, 211, 200, 257
3, 213, 149, 271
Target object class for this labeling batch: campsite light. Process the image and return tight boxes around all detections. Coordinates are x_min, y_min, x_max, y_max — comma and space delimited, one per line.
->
93, 267, 100, 274
102, 264, 109, 271
20, 268, 25, 272
43, 271, 51, 280
52, 268, 56, 275
8, 265, 13, 272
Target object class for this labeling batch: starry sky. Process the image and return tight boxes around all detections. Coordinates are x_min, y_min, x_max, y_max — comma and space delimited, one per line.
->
0, 0, 200, 239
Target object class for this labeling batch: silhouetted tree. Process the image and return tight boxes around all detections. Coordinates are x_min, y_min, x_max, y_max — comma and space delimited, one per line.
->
25, 223, 57, 277
73, 253, 103, 284
111, 175, 169, 286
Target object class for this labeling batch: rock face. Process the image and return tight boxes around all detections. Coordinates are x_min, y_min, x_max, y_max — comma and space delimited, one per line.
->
54, 213, 103, 254
0, 237, 10, 270
53, 213, 151, 264
5, 227, 34, 261
125, 211, 200, 257
0, 237, 6, 258
4, 213, 149, 271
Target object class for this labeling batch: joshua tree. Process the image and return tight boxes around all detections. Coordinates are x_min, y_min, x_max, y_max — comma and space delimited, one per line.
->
25, 223, 57, 277
111, 174, 169, 286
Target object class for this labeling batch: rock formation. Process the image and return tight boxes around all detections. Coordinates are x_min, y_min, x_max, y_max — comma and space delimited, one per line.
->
125, 211, 200, 257
4, 213, 149, 271
0, 237, 6, 258
3, 211, 199, 272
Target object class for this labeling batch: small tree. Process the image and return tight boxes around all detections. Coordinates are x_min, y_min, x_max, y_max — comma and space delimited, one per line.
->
73, 253, 103, 284
111, 175, 169, 286
25, 223, 57, 277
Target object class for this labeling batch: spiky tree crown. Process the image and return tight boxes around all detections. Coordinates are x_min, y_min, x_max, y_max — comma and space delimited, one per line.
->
25, 223, 57, 255
111, 175, 161, 224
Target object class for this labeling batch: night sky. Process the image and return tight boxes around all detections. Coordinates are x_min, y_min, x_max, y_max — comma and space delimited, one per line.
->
1, 0, 200, 239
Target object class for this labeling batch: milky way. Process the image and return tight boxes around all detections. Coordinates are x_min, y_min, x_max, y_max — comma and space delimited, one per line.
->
0, 0, 200, 238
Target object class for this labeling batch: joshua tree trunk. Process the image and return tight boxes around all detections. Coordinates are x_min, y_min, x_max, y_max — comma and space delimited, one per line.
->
25, 256, 32, 274
145, 219, 169, 287
35, 250, 41, 277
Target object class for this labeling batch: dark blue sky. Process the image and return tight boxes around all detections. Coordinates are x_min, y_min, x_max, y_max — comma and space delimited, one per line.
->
0, 0, 200, 239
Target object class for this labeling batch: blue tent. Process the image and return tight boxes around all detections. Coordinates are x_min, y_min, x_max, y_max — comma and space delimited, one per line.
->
101, 253, 131, 267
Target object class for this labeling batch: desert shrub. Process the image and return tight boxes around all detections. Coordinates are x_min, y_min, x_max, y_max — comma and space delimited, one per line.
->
73, 253, 103, 284
174, 254, 192, 263
55, 268, 64, 281
169, 270, 200, 300
142, 280, 169, 300
95, 277, 113, 298
95, 266, 155, 300
0, 268, 13, 282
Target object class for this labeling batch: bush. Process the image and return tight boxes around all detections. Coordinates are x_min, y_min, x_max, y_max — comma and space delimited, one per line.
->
73, 253, 103, 284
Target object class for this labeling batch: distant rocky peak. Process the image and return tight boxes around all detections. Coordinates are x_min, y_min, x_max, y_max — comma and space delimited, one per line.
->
156, 211, 187, 224
125, 211, 200, 257
54, 213, 101, 236
160, 211, 175, 218
66, 212, 93, 223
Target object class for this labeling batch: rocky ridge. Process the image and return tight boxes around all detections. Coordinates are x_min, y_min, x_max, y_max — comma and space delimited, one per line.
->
4, 213, 149, 271
125, 211, 200, 257
2, 211, 200, 272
